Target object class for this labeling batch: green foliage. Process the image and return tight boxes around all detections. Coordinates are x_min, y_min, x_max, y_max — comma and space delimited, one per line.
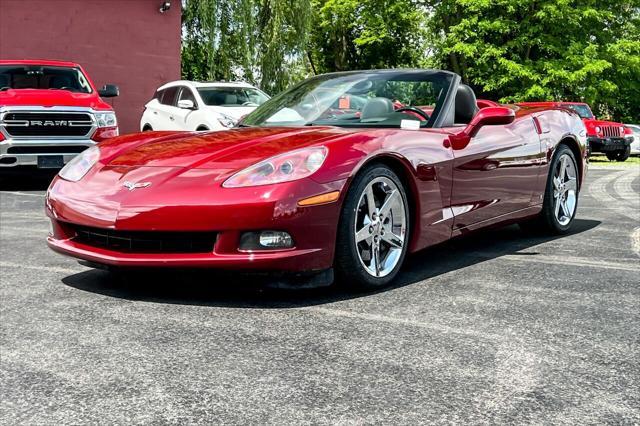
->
181, 0, 311, 94
181, 0, 639, 121
425, 0, 640, 121
309, 0, 427, 72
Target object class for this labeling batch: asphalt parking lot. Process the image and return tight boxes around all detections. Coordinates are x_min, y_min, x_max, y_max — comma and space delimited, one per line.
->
1, 166, 639, 424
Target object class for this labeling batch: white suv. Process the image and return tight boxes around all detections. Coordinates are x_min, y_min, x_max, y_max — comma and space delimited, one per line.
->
140, 81, 269, 132
627, 124, 640, 155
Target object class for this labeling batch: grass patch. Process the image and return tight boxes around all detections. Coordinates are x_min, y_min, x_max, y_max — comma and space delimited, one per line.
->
589, 154, 640, 166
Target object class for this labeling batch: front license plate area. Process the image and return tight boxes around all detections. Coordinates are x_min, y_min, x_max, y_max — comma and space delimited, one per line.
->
37, 156, 64, 169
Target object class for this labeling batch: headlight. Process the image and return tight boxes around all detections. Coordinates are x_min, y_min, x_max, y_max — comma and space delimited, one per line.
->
223, 146, 328, 188
95, 111, 117, 128
58, 146, 100, 182
217, 113, 237, 128
595, 126, 601, 134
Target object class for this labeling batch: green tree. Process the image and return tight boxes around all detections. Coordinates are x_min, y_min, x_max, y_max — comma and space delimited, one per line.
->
309, 0, 428, 73
181, 0, 311, 94
425, 0, 640, 121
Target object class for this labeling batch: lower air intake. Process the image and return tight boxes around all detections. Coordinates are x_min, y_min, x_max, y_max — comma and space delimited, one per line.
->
71, 225, 216, 254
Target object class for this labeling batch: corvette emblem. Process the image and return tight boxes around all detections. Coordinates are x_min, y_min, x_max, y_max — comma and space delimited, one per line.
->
123, 181, 151, 191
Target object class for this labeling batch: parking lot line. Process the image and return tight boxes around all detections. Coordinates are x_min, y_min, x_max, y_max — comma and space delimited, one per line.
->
302, 306, 505, 341
499, 254, 640, 272
589, 168, 640, 221
0, 226, 48, 234
0, 261, 83, 275
0, 191, 45, 198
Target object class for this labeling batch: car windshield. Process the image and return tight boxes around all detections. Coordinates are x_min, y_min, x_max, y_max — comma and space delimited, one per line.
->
565, 104, 594, 119
0, 65, 93, 93
197, 87, 269, 107
241, 70, 454, 128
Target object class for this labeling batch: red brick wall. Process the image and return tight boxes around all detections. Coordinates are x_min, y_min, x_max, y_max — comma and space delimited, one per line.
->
0, 0, 181, 134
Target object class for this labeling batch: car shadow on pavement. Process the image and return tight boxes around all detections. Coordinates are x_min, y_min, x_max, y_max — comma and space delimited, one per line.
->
0, 168, 58, 191
61, 218, 601, 308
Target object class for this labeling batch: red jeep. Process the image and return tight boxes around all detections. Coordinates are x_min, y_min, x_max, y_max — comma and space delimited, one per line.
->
0, 60, 119, 169
518, 101, 632, 161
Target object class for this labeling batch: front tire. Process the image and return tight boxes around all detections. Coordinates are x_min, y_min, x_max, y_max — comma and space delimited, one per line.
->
520, 145, 579, 234
606, 146, 631, 162
335, 165, 410, 289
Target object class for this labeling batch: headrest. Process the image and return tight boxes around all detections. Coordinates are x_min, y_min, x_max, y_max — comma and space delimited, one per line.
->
455, 84, 479, 124
361, 97, 394, 120
49, 75, 73, 89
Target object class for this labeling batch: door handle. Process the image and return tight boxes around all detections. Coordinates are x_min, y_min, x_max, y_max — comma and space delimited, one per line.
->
153, 111, 158, 115
169, 116, 175, 121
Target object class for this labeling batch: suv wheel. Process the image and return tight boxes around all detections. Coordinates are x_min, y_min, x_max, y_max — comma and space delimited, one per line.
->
606, 146, 631, 162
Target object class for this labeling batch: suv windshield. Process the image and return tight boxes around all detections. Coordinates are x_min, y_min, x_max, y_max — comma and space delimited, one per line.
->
0, 65, 93, 93
241, 70, 454, 128
197, 87, 269, 107
565, 104, 594, 119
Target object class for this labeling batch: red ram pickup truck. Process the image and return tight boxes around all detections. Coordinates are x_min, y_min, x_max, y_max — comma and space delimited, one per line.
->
518, 101, 632, 162
0, 59, 119, 169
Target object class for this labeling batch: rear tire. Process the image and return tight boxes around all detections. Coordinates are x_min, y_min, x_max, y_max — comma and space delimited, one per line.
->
335, 164, 410, 290
519, 145, 579, 235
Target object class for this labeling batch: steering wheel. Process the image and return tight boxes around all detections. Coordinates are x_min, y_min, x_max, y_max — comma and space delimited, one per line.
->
242, 101, 258, 107
396, 106, 430, 121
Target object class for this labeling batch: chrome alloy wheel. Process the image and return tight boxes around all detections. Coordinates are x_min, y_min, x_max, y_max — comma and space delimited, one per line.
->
354, 176, 407, 277
553, 153, 578, 226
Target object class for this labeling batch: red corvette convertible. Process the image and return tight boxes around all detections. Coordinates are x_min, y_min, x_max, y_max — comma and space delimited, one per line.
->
46, 70, 587, 289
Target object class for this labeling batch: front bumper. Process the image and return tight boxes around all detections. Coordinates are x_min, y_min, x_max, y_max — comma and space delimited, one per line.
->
46, 175, 347, 273
0, 137, 95, 167
587, 136, 631, 153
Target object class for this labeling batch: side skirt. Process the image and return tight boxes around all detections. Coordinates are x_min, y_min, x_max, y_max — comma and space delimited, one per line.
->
451, 204, 543, 236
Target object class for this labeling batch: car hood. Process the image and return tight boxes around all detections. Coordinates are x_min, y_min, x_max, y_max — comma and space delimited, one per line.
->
202, 105, 257, 120
51, 127, 361, 224
100, 126, 359, 173
0, 89, 112, 110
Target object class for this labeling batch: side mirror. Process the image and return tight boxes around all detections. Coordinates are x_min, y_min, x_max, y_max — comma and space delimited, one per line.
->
98, 84, 119, 98
467, 107, 515, 136
177, 99, 196, 110
450, 107, 516, 150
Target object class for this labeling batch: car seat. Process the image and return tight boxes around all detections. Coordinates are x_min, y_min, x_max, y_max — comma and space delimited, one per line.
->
455, 84, 479, 124
361, 97, 394, 121
49, 75, 73, 89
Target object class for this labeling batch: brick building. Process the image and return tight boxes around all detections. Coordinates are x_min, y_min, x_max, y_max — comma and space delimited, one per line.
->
0, 0, 181, 133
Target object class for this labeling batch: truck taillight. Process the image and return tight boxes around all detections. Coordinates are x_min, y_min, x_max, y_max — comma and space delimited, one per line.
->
0, 132, 4, 142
